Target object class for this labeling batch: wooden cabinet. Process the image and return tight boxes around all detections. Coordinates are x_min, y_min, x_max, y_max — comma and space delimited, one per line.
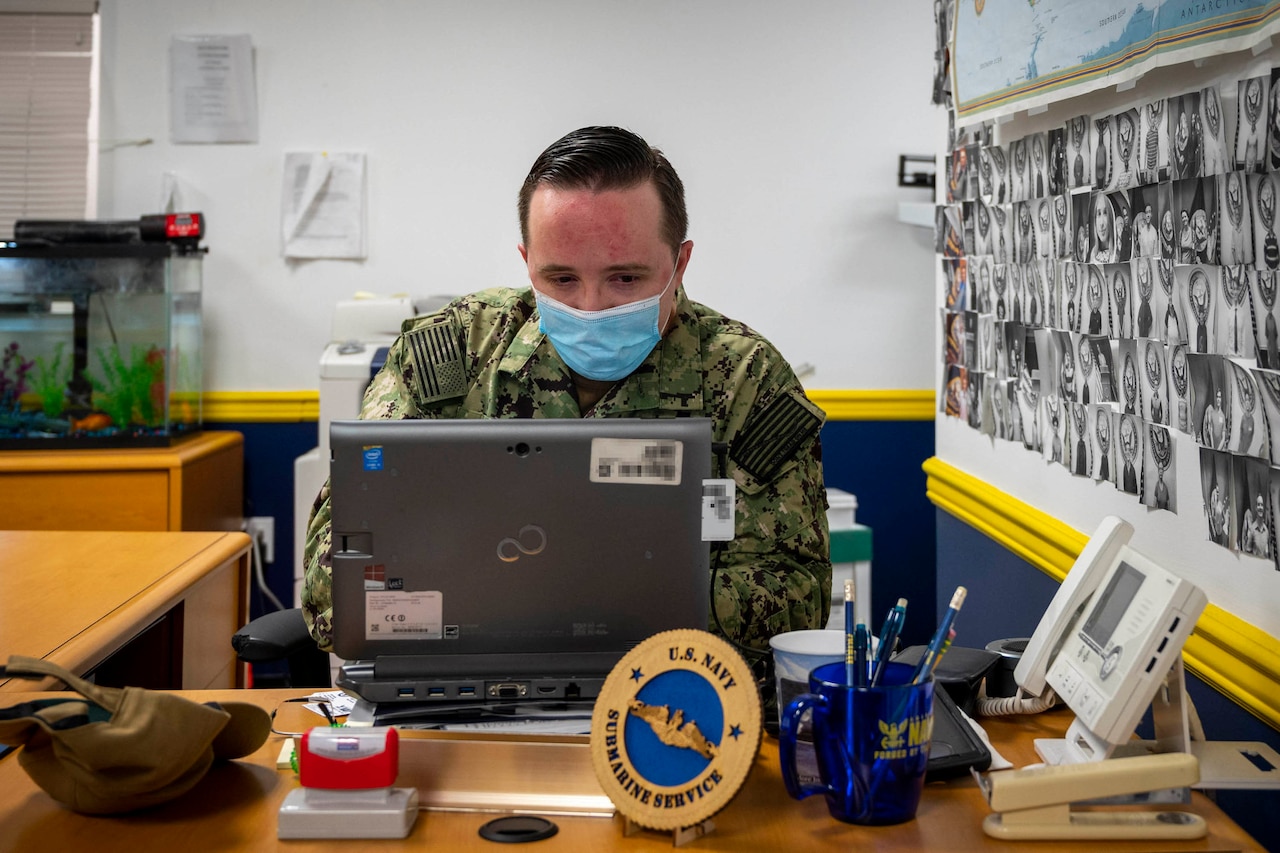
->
0, 431, 243, 531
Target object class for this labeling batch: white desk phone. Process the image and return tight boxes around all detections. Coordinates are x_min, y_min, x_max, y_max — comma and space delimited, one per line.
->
974, 515, 1280, 840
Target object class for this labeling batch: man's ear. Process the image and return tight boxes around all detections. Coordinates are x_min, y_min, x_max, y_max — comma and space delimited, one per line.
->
518, 244, 529, 265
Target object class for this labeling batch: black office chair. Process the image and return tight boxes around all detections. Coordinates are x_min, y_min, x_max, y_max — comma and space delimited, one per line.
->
231, 608, 332, 688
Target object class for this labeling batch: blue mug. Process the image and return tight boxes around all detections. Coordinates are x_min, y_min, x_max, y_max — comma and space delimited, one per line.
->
779, 661, 934, 825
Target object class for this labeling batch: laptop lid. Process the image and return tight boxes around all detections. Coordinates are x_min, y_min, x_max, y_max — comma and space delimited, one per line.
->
328, 417, 712, 702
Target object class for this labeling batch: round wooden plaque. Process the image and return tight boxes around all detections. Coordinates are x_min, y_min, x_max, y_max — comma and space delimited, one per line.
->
589, 629, 762, 831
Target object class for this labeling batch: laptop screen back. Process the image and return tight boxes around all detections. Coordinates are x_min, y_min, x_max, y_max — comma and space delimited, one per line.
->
328, 418, 713, 676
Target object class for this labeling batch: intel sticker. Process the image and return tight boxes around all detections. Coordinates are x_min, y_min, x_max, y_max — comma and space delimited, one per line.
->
362, 445, 384, 471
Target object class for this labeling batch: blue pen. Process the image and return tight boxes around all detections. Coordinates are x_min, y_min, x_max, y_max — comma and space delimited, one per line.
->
854, 621, 869, 687
913, 586, 967, 685
870, 597, 908, 686
844, 578, 856, 688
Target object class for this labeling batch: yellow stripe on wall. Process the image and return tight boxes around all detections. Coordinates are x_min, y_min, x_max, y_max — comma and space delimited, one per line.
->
201, 389, 937, 423
806, 389, 936, 421
924, 456, 1280, 732
202, 391, 319, 423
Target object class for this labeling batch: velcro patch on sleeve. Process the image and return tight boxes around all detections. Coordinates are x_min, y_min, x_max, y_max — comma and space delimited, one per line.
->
730, 391, 822, 483
404, 314, 468, 404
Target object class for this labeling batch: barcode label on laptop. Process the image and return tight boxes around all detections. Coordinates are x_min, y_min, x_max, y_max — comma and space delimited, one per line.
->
589, 438, 683, 485
365, 590, 443, 640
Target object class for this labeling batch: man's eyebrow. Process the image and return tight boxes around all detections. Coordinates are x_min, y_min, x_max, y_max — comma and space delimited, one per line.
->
535, 263, 656, 275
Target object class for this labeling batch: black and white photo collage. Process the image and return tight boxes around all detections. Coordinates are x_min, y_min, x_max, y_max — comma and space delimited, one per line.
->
939, 72, 1280, 570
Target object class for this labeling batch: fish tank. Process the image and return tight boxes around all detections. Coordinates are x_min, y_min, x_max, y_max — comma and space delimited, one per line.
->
0, 217, 205, 448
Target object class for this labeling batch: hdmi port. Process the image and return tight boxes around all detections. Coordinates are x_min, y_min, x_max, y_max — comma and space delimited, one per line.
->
536, 686, 558, 695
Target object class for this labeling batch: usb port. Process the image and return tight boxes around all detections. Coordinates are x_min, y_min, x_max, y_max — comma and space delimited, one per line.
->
428, 686, 446, 697
458, 686, 476, 697
398, 687, 415, 697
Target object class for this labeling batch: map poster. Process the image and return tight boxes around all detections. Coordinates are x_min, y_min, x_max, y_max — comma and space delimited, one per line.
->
953, 0, 1280, 126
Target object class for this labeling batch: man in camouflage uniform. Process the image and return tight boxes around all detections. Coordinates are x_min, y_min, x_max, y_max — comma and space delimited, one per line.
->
303, 126, 831, 656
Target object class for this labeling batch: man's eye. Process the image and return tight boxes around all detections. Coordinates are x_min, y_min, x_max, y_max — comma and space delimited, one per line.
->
613, 275, 641, 285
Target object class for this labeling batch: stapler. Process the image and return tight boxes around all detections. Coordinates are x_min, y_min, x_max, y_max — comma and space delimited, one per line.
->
975, 752, 1208, 840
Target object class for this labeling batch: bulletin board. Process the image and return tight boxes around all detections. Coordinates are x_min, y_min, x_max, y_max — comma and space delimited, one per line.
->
933, 4, 1280, 672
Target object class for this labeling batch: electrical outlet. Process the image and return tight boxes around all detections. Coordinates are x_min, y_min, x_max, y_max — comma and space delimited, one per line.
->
246, 516, 275, 563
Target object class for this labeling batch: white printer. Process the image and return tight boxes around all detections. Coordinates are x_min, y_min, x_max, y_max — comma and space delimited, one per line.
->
291, 294, 453, 606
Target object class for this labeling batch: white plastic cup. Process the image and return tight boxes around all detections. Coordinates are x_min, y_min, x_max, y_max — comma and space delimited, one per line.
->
770, 630, 845, 715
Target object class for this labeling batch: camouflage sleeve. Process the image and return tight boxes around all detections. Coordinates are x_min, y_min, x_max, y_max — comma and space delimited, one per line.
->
301, 479, 336, 652
711, 381, 832, 655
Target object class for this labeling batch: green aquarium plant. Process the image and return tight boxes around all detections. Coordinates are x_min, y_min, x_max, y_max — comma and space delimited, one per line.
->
0, 341, 33, 413
87, 344, 166, 429
31, 342, 70, 418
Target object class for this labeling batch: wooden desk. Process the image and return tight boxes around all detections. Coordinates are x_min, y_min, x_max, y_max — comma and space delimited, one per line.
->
0, 689, 1261, 852
0, 431, 244, 532
0, 530, 251, 692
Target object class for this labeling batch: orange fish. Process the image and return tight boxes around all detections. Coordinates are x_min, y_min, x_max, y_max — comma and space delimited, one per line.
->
71, 413, 113, 433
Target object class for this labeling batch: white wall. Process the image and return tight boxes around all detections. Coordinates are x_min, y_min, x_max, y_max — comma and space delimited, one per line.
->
936, 48, 1280, 640
95, 1, 938, 393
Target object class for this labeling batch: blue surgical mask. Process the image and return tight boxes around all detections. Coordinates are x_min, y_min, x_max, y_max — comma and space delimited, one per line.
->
535, 265, 678, 381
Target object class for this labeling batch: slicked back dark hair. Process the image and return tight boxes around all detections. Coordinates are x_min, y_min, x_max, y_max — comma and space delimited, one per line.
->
518, 126, 688, 253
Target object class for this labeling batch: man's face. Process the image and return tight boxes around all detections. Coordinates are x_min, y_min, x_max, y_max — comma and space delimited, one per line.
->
1257, 494, 1265, 518
1162, 209, 1174, 239
520, 182, 688, 328
1172, 349, 1187, 388
1121, 417, 1136, 454
1192, 274, 1209, 308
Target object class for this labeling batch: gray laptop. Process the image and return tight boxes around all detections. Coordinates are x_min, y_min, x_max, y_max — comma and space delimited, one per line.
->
328, 417, 712, 714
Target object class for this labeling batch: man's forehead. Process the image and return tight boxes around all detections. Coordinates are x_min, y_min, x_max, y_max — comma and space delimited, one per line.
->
525, 182, 665, 250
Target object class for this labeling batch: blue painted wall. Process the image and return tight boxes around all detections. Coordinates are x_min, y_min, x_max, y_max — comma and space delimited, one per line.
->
211, 421, 318, 619
821, 419, 937, 647
937, 510, 1280, 849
